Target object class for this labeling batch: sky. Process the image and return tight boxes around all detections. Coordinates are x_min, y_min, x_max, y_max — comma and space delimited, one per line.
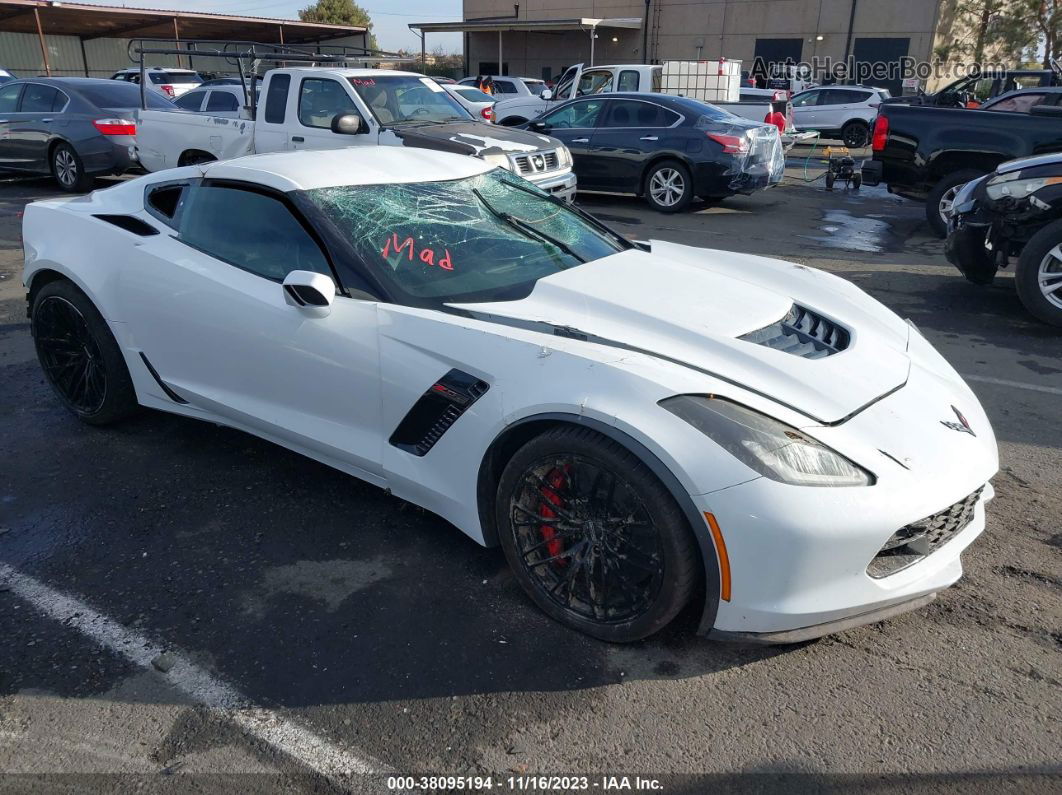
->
76, 0, 465, 53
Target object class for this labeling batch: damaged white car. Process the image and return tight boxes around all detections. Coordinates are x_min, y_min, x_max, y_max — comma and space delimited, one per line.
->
22, 148, 998, 643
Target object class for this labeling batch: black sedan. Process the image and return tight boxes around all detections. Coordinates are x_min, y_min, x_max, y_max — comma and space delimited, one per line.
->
0, 77, 172, 192
520, 92, 783, 212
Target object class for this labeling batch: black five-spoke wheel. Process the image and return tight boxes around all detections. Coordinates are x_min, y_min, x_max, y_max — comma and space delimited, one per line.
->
497, 426, 702, 642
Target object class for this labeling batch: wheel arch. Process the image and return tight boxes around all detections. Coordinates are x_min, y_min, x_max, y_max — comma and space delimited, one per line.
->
476, 411, 721, 633
178, 149, 217, 167
927, 152, 1001, 182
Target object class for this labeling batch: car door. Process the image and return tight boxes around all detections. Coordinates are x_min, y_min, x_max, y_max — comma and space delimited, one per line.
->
5, 82, 63, 171
534, 98, 605, 187
0, 82, 24, 168
790, 88, 821, 129
291, 75, 374, 151
118, 179, 385, 480
585, 98, 682, 191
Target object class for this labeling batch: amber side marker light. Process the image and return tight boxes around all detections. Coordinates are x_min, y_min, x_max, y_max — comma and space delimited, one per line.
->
704, 512, 732, 602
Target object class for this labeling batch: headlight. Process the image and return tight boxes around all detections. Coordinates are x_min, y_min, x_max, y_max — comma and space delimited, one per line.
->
556, 145, 572, 168
482, 152, 512, 171
660, 395, 875, 487
985, 171, 1062, 200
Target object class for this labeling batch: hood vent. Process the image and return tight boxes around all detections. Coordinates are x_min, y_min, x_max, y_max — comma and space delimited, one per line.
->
739, 305, 850, 359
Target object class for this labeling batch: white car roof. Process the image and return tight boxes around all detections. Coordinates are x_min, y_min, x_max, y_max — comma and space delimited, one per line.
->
276, 67, 424, 79
199, 147, 492, 192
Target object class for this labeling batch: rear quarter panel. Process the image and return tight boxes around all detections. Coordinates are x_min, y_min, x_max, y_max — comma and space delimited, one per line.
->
134, 108, 254, 171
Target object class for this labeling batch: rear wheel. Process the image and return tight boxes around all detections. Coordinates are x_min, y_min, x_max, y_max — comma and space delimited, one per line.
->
31, 280, 138, 425
926, 169, 984, 238
1015, 220, 1062, 326
841, 121, 869, 149
644, 160, 693, 213
50, 142, 94, 193
178, 150, 216, 167
495, 426, 701, 642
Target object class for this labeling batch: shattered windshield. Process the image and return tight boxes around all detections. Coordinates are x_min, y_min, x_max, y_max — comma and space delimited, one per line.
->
301, 170, 627, 305
348, 75, 471, 125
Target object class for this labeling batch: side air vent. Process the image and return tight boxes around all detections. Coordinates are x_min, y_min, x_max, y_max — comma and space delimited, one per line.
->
389, 369, 490, 456
739, 305, 850, 359
138, 352, 188, 404
93, 214, 159, 236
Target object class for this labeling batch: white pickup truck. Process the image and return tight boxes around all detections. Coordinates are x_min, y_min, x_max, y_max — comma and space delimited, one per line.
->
134, 67, 576, 201
493, 62, 788, 129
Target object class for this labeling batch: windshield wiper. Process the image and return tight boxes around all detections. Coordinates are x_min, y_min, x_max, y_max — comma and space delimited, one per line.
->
498, 178, 632, 249
470, 188, 587, 264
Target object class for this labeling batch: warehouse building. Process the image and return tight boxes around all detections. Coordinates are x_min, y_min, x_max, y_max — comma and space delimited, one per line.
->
413, 1, 993, 96
0, 0, 368, 79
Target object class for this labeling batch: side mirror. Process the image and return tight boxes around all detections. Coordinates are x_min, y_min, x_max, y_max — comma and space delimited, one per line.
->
530, 119, 549, 131
1031, 104, 1062, 117
539, 88, 553, 100
330, 113, 362, 135
283, 270, 335, 317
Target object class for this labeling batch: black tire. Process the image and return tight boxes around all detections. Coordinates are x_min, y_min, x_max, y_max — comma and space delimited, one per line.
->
851, 173, 862, 190
499, 116, 527, 127
841, 121, 869, 149
825, 171, 835, 191
643, 160, 693, 213
944, 224, 997, 285
926, 169, 984, 238
178, 150, 216, 167
50, 142, 94, 193
1015, 219, 1062, 327
495, 426, 702, 642
31, 279, 138, 425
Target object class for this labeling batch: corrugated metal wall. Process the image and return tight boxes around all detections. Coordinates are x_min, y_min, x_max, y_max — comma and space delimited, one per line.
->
1, 32, 183, 77
1, 31, 374, 77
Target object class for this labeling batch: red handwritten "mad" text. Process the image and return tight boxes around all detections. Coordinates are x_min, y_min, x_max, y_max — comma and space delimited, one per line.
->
381, 233, 454, 271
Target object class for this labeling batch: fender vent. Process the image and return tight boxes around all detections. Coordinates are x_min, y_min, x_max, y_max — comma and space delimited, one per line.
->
93, 214, 159, 236
739, 305, 850, 359
389, 369, 489, 457
138, 352, 188, 404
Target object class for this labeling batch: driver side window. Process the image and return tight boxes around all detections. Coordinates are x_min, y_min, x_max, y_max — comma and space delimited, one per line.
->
541, 99, 605, 129
791, 90, 819, 108
298, 77, 360, 129
178, 184, 330, 281
577, 70, 614, 96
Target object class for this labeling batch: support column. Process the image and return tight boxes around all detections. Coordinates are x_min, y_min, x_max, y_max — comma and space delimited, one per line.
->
34, 7, 51, 76
173, 17, 182, 69
79, 36, 90, 78
498, 29, 503, 75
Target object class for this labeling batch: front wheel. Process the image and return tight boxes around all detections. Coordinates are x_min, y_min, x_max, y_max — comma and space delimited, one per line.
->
841, 121, 869, 149
1015, 219, 1062, 326
495, 426, 702, 642
50, 142, 94, 193
644, 160, 693, 213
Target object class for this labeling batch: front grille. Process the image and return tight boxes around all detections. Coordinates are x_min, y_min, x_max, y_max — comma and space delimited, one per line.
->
867, 487, 984, 578
512, 150, 559, 175
739, 304, 851, 359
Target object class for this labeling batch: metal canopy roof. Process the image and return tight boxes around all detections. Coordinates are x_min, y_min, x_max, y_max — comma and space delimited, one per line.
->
0, 0, 365, 43
409, 17, 642, 34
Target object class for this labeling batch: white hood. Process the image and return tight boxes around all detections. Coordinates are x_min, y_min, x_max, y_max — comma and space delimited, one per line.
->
452, 241, 912, 425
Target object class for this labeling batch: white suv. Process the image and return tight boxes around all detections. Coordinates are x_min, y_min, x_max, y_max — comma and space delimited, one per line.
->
790, 85, 890, 147
111, 67, 203, 99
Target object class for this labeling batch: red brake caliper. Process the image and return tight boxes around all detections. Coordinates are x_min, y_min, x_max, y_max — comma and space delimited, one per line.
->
538, 467, 568, 566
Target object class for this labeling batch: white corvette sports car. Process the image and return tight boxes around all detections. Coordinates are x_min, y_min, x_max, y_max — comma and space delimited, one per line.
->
23, 148, 998, 643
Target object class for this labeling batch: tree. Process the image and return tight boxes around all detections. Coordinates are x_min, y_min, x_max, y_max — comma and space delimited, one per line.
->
299, 0, 379, 52
952, 0, 1032, 63
1020, 0, 1062, 66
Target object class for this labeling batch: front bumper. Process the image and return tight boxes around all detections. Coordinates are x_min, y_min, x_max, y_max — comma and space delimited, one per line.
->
691, 343, 998, 642
528, 169, 576, 203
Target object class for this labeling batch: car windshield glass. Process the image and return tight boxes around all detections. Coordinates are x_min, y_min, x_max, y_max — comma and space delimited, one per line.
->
348, 75, 470, 125
454, 86, 494, 102
77, 83, 174, 109
164, 73, 202, 84
300, 170, 627, 306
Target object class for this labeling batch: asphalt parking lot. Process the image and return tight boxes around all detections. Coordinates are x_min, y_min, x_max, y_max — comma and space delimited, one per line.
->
0, 161, 1060, 793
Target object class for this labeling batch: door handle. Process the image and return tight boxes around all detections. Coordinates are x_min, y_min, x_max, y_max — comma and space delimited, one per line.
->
291, 135, 304, 142
640, 135, 658, 141
572, 137, 589, 143
41, 118, 53, 123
